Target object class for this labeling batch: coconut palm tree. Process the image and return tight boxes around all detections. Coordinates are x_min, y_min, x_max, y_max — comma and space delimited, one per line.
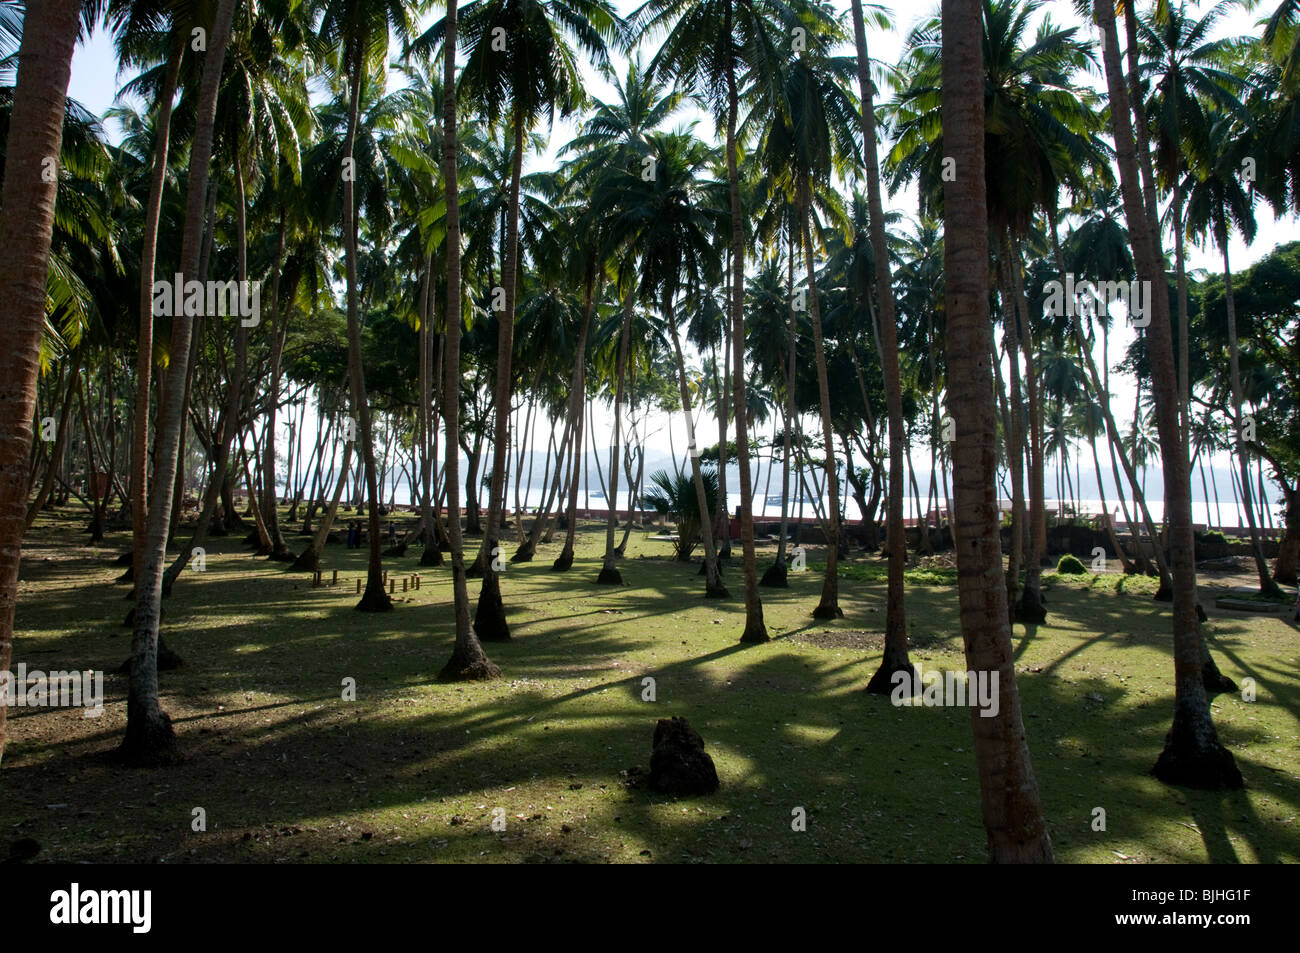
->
753, 21, 859, 621
434, 0, 619, 629
635, 0, 810, 641
314, 0, 427, 613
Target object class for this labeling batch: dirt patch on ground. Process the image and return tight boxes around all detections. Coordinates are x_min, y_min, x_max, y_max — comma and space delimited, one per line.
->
789, 629, 948, 651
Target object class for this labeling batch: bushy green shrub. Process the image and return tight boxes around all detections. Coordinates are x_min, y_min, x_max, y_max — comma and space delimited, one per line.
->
1056, 553, 1089, 575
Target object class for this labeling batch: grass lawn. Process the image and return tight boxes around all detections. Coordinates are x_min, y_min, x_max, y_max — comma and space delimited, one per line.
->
3, 506, 1298, 863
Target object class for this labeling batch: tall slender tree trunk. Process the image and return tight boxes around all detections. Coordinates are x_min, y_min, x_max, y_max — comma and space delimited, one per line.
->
598, 292, 634, 584
554, 267, 598, 570
121, 0, 239, 766
1220, 236, 1278, 596
0, 0, 83, 765
725, 43, 766, 642
128, 36, 185, 588
342, 43, 391, 614
800, 175, 842, 620
473, 110, 525, 639
261, 210, 293, 559
668, 300, 727, 597
439, 0, 498, 680
1094, 0, 1241, 788
942, 0, 1053, 861
853, 0, 912, 686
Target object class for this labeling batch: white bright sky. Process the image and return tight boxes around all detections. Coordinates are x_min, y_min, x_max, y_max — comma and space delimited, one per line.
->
66, 1, 1291, 519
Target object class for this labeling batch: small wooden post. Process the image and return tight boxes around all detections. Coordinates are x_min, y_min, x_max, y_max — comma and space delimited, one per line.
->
402, 577, 408, 592
388, 577, 395, 594
312, 571, 321, 588
415, 574, 420, 590
332, 569, 338, 586
356, 578, 361, 594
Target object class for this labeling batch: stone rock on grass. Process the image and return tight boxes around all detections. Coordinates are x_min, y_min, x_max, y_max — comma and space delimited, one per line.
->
649, 717, 718, 795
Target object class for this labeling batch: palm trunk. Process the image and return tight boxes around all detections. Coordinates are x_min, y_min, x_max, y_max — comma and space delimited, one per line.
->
668, 299, 727, 596
261, 209, 293, 559
438, 0, 498, 681
799, 175, 841, 620
25, 351, 82, 529
1094, 0, 1241, 788
725, 42, 766, 642
121, 0, 238, 766
473, 108, 525, 639
0, 0, 83, 765
129, 35, 185, 587
1221, 237, 1278, 595
554, 265, 598, 571
942, 0, 1053, 861
342, 42, 391, 614
851, 0, 911, 681
598, 291, 634, 584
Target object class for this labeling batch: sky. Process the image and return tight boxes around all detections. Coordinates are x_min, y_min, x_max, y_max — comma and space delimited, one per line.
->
64, 1, 1291, 517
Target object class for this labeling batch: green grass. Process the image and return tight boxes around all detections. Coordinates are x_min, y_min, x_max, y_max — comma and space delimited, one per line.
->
2, 506, 1298, 864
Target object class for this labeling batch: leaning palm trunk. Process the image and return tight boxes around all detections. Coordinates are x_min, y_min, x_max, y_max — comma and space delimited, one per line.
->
941, 0, 1053, 861
439, 0, 498, 681
122, 0, 239, 766
799, 175, 841, 620
854, 0, 912, 685
598, 291, 634, 584
473, 110, 525, 641
0, 0, 83, 766
667, 300, 727, 597
1094, 0, 1240, 788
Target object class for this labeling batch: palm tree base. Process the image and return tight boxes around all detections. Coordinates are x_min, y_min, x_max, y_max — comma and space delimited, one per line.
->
704, 583, 730, 599
511, 542, 535, 563
1014, 594, 1047, 624
267, 546, 296, 563
596, 567, 623, 585
739, 621, 770, 644
419, 545, 444, 567
812, 603, 843, 620
552, 549, 574, 571
759, 563, 788, 588
355, 585, 393, 612
290, 548, 320, 572
474, 578, 511, 642
116, 566, 133, 584
114, 708, 181, 768
1153, 582, 1174, 602
438, 650, 502, 682
1151, 723, 1243, 790
866, 660, 918, 695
